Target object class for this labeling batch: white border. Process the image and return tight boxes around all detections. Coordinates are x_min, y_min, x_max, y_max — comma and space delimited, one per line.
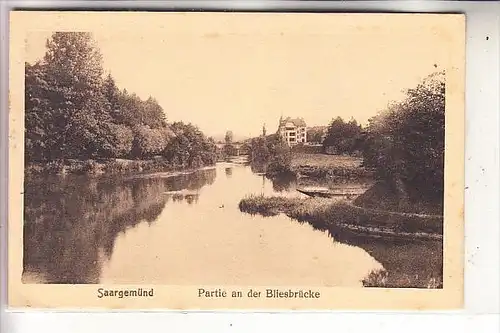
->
1, 1, 499, 332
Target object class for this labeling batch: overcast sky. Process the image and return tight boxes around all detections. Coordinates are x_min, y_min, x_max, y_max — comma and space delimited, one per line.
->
25, 14, 450, 139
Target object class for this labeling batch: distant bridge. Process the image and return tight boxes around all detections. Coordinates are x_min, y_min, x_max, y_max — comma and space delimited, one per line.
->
215, 142, 250, 156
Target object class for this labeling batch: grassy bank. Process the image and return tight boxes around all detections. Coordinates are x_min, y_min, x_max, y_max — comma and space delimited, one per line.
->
25, 158, 211, 177
354, 181, 443, 216
239, 195, 443, 235
289, 153, 373, 181
239, 195, 443, 288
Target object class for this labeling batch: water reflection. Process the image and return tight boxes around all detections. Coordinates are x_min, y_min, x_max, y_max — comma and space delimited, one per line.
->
267, 172, 297, 192
322, 225, 442, 288
166, 193, 200, 205
23, 168, 216, 284
22, 162, 392, 286
250, 163, 267, 174
246, 165, 441, 288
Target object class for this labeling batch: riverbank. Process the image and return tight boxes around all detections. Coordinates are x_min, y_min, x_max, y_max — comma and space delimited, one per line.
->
25, 158, 216, 178
267, 153, 373, 182
239, 195, 443, 288
238, 195, 443, 236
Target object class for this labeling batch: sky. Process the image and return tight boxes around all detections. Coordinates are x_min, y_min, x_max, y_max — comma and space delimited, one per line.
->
25, 14, 450, 139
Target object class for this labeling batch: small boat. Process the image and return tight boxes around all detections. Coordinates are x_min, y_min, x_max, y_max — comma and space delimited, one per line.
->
296, 188, 364, 199
164, 190, 199, 196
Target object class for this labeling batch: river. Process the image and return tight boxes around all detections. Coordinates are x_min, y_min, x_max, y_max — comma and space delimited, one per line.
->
23, 158, 441, 287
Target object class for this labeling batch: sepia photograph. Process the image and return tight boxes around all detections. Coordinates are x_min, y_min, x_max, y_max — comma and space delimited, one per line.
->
8, 12, 465, 309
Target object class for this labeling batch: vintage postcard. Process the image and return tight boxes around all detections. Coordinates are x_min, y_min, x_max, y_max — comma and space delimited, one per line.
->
8, 11, 465, 310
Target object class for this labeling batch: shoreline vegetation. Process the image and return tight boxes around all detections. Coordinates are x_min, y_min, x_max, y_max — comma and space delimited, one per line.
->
288, 152, 373, 183
25, 32, 224, 178
238, 196, 443, 288
25, 157, 212, 178
26, 32, 446, 288
238, 196, 443, 237
239, 69, 446, 287
245, 70, 446, 217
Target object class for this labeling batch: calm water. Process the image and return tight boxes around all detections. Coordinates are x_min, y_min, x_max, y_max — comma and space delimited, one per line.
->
23, 159, 441, 287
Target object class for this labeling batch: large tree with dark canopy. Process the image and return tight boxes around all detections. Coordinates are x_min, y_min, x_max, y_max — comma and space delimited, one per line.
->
362, 71, 446, 207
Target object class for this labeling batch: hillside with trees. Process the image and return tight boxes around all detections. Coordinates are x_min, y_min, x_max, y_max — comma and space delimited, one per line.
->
25, 32, 217, 172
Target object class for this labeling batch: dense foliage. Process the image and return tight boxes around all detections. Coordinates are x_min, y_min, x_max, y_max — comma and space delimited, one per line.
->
362, 71, 446, 203
322, 117, 363, 155
248, 134, 292, 173
223, 130, 237, 157
306, 126, 326, 144
163, 122, 217, 168
25, 32, 216, 168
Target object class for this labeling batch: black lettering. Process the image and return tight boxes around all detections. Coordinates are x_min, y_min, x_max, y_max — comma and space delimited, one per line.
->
247, 289, 261, 297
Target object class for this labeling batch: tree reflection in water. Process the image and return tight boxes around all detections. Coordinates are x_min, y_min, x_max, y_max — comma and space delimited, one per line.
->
267, 172, 297, 192
305, 220, 443, 288
23, 168, 216, 284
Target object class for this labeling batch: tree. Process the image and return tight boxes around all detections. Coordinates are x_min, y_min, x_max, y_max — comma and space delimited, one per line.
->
163, 122, 217, 168
65, 93, 115, 158
25, 31, 212, 166
117, 91, 144, 128
103, 73, 121, 121
362, 71, 445, 204
306, 126, 326, 144
143, 97, 166, 129
131, 125, 172, 158
39, 32, 108, 159
43, 32, 104, 95
102, 124, 134, 158
248, 134, 291, 173
202, 137, 218, 165
249, 136, 270, 164
223, 130, 236, 156
114, 91, 167, 130
266, 135, 292, 173
323, 117, 362, 154
25, 62, 54, 161
224, 131, 233, 144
